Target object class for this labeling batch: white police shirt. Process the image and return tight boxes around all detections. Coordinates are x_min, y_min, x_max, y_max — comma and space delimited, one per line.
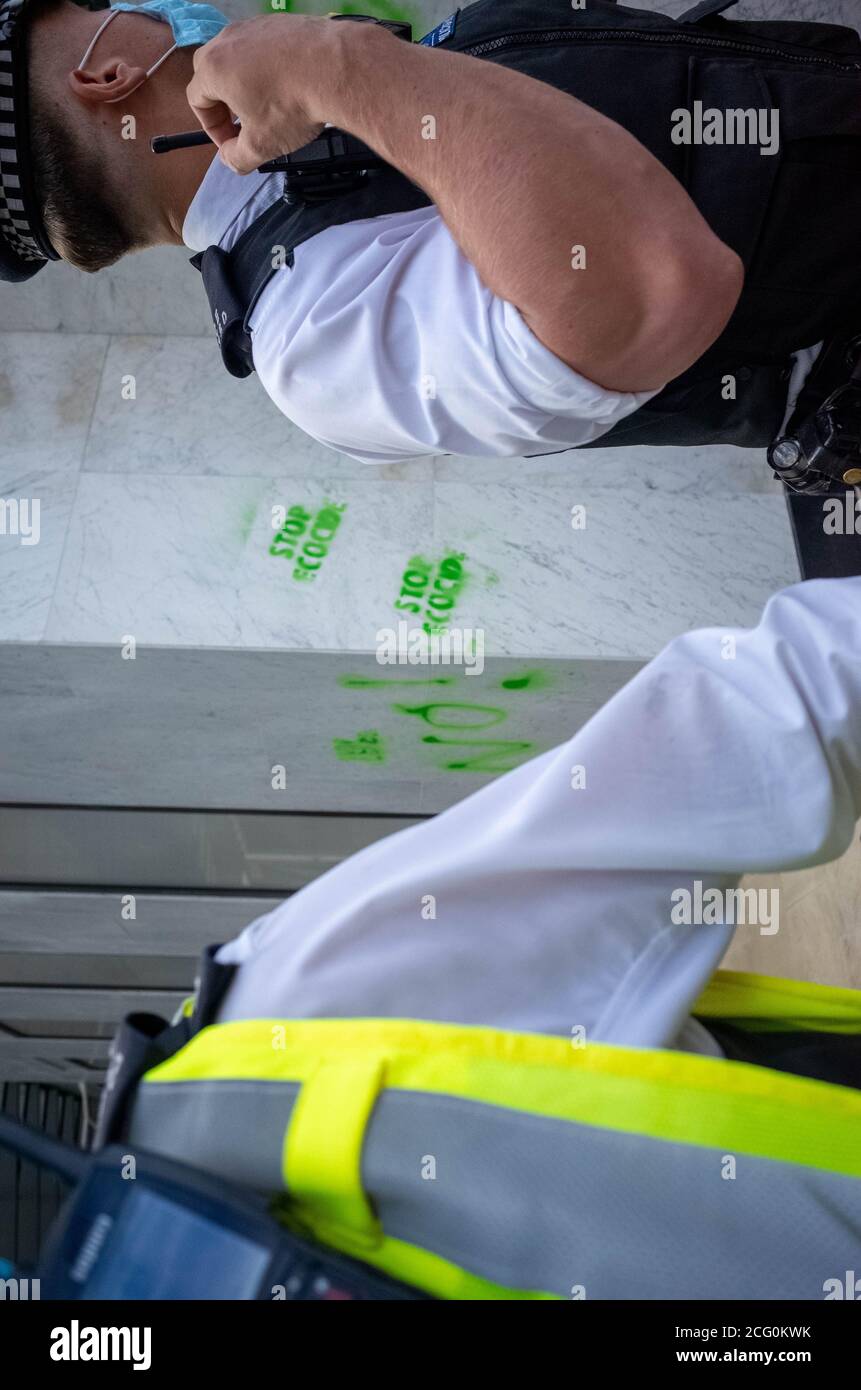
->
182, 156, 661, 464
216, 576, 861, 1059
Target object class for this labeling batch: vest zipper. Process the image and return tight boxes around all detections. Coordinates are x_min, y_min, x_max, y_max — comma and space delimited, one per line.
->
462, 28, 861, 73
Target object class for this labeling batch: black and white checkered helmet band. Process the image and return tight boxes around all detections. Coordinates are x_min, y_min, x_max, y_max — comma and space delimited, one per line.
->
0, 0, 55, 276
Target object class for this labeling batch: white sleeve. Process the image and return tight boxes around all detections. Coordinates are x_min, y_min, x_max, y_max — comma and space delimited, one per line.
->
248, 206, 661, 464
217, 578, 861, 1050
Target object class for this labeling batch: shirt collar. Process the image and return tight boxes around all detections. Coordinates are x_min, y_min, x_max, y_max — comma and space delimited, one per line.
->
182, 154, 283, 254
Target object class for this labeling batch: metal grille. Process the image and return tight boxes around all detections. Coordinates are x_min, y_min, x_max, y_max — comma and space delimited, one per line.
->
0, 1082, 87, 1268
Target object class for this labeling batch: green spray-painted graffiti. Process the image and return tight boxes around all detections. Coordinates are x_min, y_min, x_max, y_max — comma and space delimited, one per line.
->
394, 702, 507, 729
334, 670, 554, 774
500, 669, 552, 692
333, 729, 387, 763
263, 0, 421, 29
421, 736, 535, 773
393, 551, 468, 634
269, 500, 347, 582
395, 700, 522, 771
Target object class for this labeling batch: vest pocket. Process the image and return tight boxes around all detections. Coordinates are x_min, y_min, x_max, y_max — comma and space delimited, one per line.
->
681, 57, 782, 272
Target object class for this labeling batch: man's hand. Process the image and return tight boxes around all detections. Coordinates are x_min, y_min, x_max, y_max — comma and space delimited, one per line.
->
186, 15, 337, 173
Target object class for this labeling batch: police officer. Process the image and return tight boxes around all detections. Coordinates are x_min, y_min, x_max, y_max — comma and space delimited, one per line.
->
6, 0, 861, 463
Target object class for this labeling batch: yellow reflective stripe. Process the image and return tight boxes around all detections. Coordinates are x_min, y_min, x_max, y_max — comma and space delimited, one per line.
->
275, 1195, 557, 1299
293, 1217, 558, 1301
371, 1233, 559, 1301
283, 1055, 385, 1249
696, 969, 861, 1033
143, 1015, 861, 1178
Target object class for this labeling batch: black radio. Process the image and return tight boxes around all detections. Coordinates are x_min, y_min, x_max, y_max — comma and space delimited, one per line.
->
151, 15, 411, 205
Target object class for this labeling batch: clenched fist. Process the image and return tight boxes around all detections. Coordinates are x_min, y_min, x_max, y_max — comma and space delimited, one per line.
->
186, 14, 351, 174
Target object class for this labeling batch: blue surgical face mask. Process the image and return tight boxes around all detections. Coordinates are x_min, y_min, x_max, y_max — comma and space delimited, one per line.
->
78, 0, 229, 102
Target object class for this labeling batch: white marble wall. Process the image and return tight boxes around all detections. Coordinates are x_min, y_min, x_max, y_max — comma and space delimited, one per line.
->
0, 321, 797, 654
6, 0, 855, 663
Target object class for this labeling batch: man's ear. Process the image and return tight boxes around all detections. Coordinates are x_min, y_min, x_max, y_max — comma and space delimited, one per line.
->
68, 58, 148, 105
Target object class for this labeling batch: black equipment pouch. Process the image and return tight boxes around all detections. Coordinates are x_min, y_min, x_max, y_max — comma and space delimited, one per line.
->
94, 945, 237, 1148
191, 246, 259, 379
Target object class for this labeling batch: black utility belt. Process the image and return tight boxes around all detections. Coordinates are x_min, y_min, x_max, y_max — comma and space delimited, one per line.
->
770, 335, 861, 495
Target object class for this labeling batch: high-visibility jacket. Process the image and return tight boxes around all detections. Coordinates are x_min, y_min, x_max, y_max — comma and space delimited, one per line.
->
115, 967, 861, 1300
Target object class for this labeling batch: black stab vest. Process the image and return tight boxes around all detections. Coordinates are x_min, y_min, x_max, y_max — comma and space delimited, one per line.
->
193, 0, 861, 450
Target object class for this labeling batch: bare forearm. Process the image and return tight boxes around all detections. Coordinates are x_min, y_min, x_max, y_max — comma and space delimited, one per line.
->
317, 24, 743, 390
